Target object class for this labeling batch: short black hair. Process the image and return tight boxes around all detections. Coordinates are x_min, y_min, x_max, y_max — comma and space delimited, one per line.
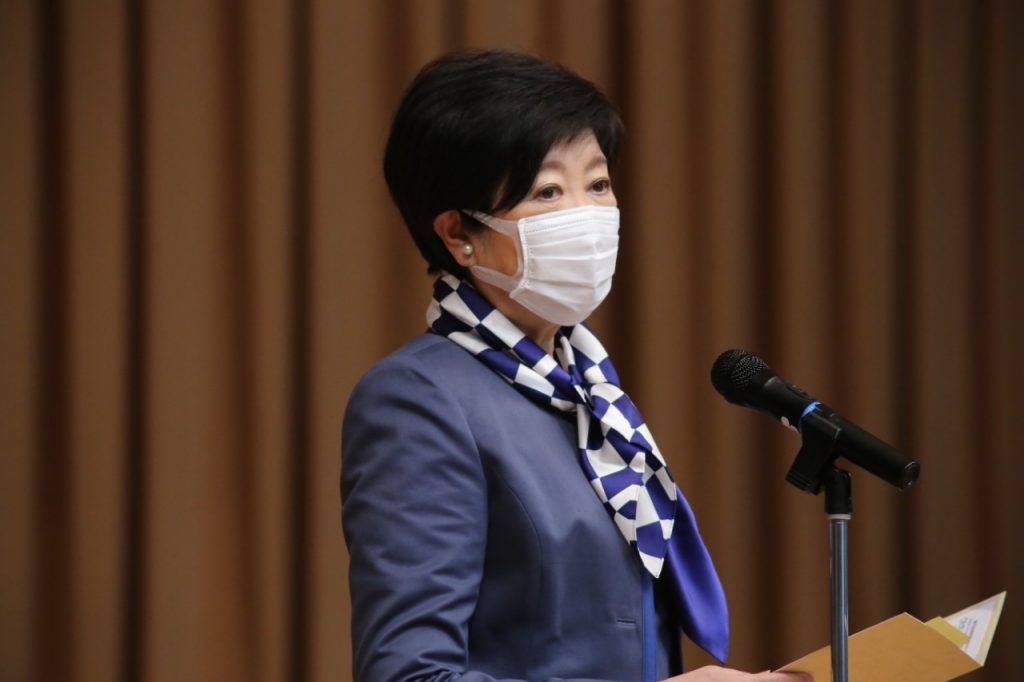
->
383, 49, 623, 277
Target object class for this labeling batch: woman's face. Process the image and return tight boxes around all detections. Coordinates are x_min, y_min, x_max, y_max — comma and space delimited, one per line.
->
473, 131, 617, 278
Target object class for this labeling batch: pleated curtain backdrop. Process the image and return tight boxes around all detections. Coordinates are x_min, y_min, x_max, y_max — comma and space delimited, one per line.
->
1, 1, 1022, 681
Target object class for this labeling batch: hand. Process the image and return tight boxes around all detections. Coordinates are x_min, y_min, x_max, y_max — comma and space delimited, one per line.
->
663, 666, 812, 681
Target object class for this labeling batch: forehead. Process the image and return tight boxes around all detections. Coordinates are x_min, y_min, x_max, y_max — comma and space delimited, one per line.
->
539, 132, 607, 169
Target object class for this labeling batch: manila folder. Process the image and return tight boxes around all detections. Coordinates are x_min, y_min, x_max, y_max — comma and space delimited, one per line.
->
777, 592, 1005, 681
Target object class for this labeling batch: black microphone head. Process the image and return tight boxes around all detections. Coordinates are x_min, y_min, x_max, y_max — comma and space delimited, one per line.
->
710, 349, 770, 404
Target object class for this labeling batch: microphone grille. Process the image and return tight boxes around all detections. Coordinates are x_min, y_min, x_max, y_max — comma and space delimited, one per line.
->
711, 349, 768, 404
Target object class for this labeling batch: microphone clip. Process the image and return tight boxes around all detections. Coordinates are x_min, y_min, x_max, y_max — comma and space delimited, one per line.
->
785, 408, 842, 494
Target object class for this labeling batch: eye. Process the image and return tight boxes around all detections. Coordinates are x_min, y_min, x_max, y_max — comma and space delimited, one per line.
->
590, 178, 612, 194
533, 184, 562, 201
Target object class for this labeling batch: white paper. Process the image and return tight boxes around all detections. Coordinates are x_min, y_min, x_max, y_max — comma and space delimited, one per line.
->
944, 591, 1006, 665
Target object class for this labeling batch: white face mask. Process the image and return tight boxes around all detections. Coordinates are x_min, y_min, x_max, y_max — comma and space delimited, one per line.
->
464, 205, 620, 326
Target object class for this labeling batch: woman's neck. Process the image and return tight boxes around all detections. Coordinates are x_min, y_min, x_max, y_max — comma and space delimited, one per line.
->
470, 277, 559, 355
514, 317, 558, 356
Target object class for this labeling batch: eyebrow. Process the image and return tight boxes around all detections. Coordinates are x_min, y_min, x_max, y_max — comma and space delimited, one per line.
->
538, 154, 609, 173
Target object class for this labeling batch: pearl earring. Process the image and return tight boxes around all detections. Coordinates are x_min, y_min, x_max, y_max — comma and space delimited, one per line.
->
462, 243, 474, 255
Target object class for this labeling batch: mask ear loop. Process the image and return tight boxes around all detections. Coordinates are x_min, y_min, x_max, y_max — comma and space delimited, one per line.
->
461, 210, 526, 284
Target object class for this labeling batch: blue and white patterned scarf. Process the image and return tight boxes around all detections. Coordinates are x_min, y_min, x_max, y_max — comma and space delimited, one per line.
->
427, 274, 730, 662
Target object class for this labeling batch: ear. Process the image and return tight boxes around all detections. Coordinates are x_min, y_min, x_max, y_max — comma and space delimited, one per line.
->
433, 210, 476, 267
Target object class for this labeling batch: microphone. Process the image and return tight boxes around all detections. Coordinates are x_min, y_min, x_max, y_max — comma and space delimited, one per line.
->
711, 349, 919, 491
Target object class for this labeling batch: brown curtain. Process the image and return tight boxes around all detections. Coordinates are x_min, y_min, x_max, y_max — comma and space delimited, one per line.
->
2, 1, 1021, 680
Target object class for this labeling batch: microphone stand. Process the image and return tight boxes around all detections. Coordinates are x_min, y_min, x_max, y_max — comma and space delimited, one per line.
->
824, 467, 851, 682
784, 409, 851, 682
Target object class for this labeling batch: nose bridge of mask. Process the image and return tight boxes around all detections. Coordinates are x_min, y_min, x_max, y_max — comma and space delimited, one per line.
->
525, 224, 618, 269
465, 205, 619, 235
522, 207, 618, 269
471, 205, 617, 259
470, 206, 617, 269
520, 205, 619, 234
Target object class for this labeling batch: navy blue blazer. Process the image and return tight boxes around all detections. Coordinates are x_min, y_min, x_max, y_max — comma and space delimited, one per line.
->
342, 333, 683, 681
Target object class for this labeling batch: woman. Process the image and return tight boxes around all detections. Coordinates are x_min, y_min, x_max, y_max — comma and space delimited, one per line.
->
342, 50, 808, 682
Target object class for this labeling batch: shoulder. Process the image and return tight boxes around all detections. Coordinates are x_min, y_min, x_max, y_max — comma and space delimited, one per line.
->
358, 332, 477, 381
344, 332, 522, 443
347, 332, 494, 407
341, 334, 499, 528
341, 333, 488, 490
